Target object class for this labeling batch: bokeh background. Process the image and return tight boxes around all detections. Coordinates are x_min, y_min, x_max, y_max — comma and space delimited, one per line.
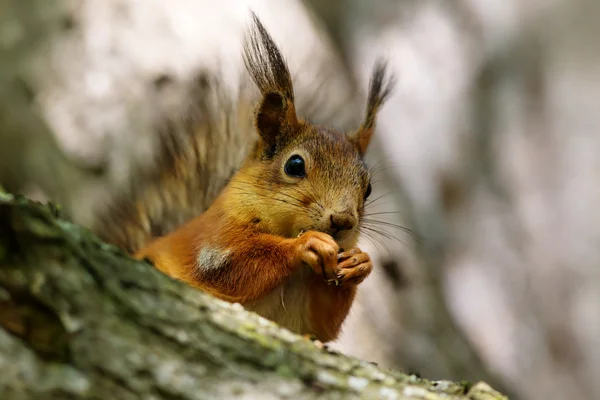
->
2, 1, 599, 399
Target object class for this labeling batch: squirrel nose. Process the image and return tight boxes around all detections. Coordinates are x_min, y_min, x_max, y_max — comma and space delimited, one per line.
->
329, 212, 357, 231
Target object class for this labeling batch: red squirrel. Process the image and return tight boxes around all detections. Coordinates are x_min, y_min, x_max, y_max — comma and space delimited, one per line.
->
95, 13, 393, 342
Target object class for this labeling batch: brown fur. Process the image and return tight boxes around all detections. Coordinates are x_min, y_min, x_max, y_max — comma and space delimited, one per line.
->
112, 13, 393, 342
92, 76, 256, 254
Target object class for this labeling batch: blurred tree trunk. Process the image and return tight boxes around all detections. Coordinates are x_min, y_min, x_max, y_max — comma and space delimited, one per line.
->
0, 0, 95, 209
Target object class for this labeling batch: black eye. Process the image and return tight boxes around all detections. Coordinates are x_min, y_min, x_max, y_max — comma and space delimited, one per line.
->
364, 183, 372, 199
284, 155, 306, 178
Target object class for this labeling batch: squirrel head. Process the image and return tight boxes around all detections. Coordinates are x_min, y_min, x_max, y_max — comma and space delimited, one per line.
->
226, 13, 394, 250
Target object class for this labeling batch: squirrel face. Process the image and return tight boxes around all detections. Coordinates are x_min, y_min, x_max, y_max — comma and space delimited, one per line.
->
278, 128, 369, 249
224, 14, 393, 248
229, 122, 372, 249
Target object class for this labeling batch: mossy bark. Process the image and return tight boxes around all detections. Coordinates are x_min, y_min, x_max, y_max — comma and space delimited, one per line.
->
0, 193, 506, 399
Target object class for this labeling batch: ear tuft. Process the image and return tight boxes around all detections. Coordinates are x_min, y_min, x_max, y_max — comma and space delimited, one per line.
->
243, 12, 297, 148
351, 60, 395, 155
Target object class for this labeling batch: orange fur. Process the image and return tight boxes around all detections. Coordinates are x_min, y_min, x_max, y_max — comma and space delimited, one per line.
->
135, 186, 369, 341
308, 275, 358, 342
130, 13, 393, 342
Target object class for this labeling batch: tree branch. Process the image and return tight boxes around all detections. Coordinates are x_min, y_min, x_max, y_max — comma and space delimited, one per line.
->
0, 193, 506, 399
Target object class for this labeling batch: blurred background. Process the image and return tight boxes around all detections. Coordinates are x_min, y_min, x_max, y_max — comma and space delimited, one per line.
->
2, 1, 599, 399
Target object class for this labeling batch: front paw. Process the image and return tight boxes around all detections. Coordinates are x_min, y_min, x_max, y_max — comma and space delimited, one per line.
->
293, 231, 339, 282
335, 247, 373, 286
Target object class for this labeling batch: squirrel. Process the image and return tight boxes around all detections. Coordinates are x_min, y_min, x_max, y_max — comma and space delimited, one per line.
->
93, 13, 393, 343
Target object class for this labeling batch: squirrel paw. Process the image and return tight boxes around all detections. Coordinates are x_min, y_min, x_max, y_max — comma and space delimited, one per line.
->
294, 231, 339, 282
334, 247, 373, 286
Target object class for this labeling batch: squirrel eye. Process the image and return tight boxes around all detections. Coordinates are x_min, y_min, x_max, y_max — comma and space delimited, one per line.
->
364, 183, 372, 199
284, 155, 306, 178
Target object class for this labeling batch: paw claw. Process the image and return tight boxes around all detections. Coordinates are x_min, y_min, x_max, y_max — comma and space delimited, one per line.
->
334, 247, 373, 286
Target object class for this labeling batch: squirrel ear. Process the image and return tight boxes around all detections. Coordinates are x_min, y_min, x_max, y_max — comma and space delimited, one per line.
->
243, 12, 298, 148
256, 91, 297, 146
350, 60, 394, 156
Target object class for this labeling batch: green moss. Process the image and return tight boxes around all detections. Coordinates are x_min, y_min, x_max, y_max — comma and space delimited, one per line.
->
0, 190, 13, 201
47, 201, 63, 218
460, 380, 474, 394
275, 363, 295, 378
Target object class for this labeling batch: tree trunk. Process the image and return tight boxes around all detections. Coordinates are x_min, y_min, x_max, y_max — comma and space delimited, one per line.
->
0, 193, 506, 399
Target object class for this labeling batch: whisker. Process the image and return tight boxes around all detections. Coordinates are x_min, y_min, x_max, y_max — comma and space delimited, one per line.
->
232, 180, 306, 207
361, 225, 408, 247
360, 226, 398, 251
229, 186, 307, 212
360, 229, 390, 254
306, 178, 325, 210
362, 219, 415, 236
362, 211, 405, 217
236, 170, 324, 210
367, 155, 394, 175
365, 201, 398, 210
361, 232, 390, 252
369, 165, 403, 178
361, 225, 396, 241
365, 192, 393, 207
